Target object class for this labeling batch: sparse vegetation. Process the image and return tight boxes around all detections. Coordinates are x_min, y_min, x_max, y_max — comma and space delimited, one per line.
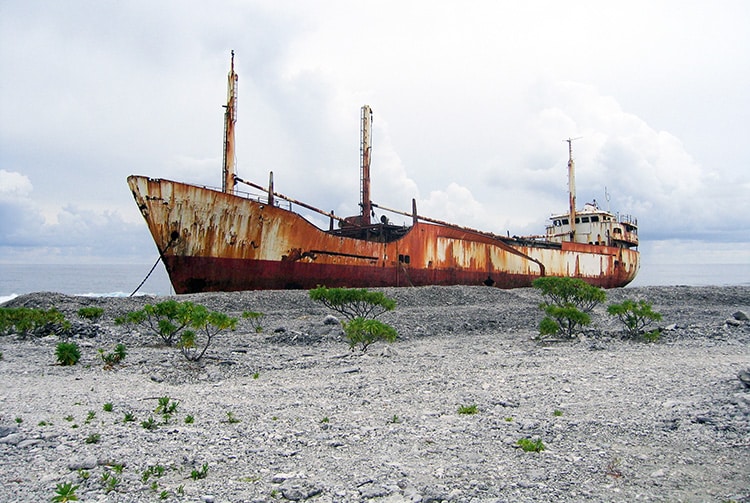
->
242, 311, 265, 333
103, 402, 113, 412
607, 299, 663, 340
342, 317, 398, 352
517, 437, 546, 452
309, 286, 396, 320
77, 307, 104, 322
0, 307, 70, 338
155, 396, 178, 422
225, 411, 240, 424
184, 414, 194, 424
51, 482, 79, 502
141, 416, 157, 430
55, 342, 81, 366
85, 433, 101, 444
458, 404, 478, 415
115, 300, 195, 346
533, 277, 606, 338
99, 343, 127, 368
190, 463, 209, 480
116, 300, 238, 361
553, 409, 564, 417
141, 464, 166, 483
100, 471, 120, 493
177, 306, 237, 362
123, 412, 135, 423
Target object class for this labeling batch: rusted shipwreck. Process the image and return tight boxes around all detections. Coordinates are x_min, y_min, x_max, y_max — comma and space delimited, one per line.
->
128, 53, 639, 294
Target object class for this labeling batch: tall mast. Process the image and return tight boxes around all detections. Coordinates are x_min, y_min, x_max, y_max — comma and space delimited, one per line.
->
222, 51, 238, 193
565, 137, 579, 241
360, 105, 373, 225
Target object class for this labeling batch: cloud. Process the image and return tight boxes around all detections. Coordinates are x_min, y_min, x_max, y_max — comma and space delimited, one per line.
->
0, 170, 33, 197
0, 169, 155, 263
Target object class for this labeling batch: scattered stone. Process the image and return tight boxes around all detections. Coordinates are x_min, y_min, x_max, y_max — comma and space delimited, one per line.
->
738, 369, 750, 389
732, 310, 749, 321
67, 455, 98, 471
323, 315, 340, 325
0, 285, 748, 502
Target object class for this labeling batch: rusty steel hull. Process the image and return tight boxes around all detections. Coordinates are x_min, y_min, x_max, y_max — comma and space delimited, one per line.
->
128, 176, 639, 294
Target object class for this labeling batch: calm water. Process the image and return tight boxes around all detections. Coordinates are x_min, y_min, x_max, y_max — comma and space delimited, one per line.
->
1, 262, 748, 304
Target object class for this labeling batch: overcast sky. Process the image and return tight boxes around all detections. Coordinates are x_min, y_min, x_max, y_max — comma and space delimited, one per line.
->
1, 0, 749, 268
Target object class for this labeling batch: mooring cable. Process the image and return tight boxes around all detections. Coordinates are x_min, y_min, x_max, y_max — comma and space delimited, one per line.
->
129, 255, 163, 297
129, 237, 176, 297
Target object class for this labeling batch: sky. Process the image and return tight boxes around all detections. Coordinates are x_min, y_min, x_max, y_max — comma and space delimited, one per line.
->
1, 0, 749, 270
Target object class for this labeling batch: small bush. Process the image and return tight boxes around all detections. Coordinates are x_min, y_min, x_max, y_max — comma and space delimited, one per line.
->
77, 307, 104, 322
607, 299, 663, 340
242, 311, 265, 333
309, 286, 396, 320
115, 300, 195, 346
532, 277, 605, 338
155, 396, 178, 422
99, 343, 127, 368
52, 482, 79, 502
517, 437, 545, 452
56, 342, 81, 366
458, 404, 478, 415
141, 417, 157, 430
178, 307, 237, 362
1, 307, 70, 338
342, 317, 397, 352
190, 463, 209, 480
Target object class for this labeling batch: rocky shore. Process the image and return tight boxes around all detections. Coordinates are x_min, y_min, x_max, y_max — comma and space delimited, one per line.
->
1, 285, 749, 502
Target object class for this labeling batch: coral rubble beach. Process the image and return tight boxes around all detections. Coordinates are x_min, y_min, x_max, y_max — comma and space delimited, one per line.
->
1, 285, 749, 502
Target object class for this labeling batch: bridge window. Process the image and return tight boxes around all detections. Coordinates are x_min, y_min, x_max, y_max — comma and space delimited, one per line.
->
399, 254, 410, 264
591, 216, 599, 222
581, 216, 590, 223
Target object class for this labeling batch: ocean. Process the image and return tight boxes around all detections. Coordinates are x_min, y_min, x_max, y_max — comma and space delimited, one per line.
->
1, 262, 748, 304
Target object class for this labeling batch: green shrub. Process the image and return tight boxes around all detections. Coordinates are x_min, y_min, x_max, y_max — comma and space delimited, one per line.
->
155, 396, 178, 422
607, 299, 663, 340
342, 317, 398, 352
241, 311, 265, 333
190, 463, 209, 480
309, 286, 396, 320
458, 404, 478, 415
99, 343, 127, 368
56, 342, 81, 366
52, 482, 79, 502
1, 307, 70, 338
77, 307, 104, 322
117, 301, 236, 360
177, 307, 237, 361
517, 437, 545, 452
532, 277, 605, 338
115, 300, 195, 345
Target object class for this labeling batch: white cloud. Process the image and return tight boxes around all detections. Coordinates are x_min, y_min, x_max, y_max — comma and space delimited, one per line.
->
0, 170, 33, 198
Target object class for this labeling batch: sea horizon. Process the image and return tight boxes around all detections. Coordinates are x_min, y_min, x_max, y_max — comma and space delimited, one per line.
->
1, 261, 748, 304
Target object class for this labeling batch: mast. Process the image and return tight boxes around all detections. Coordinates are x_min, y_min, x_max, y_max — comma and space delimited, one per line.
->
360, 105, 373, 225
565, 137, 580, 241
222, 51, 238, 193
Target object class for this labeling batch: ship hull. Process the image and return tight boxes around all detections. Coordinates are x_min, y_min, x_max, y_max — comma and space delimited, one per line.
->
128, 176, 639, 294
